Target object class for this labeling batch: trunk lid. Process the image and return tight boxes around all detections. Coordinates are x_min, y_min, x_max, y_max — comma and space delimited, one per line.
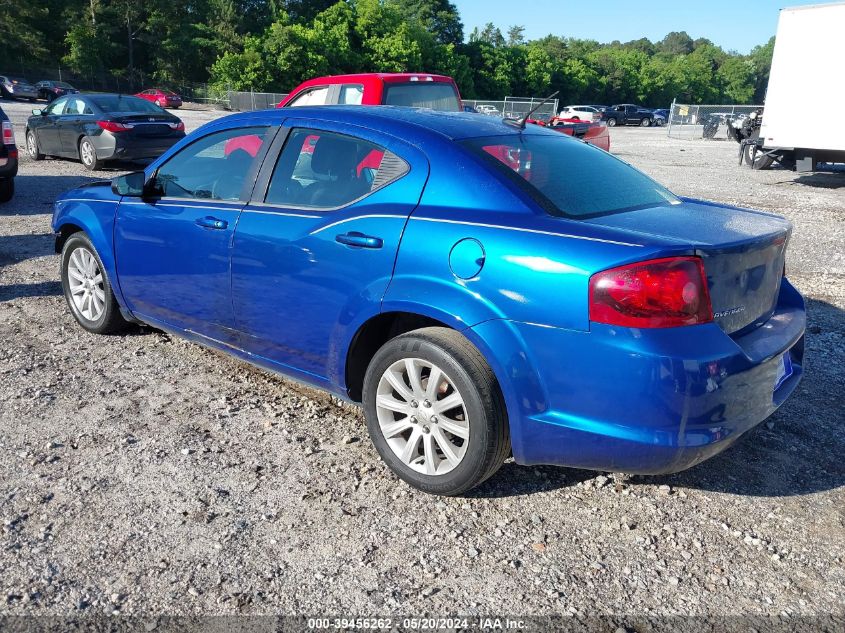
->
585, 199, 791, 334
111, 113, 179, 138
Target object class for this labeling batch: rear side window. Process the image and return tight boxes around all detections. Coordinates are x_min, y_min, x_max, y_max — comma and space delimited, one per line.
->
265, 128, 408, 209
339, 84, 364, 105
462, 134, 678, 218
382, 82, 460, 111
155, 126, 269, 201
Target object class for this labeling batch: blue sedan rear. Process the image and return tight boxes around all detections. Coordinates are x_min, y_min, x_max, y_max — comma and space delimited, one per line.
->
50, 106, 805, 495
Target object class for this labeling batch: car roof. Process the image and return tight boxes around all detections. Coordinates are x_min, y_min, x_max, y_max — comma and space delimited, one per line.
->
217, 105, 555, 142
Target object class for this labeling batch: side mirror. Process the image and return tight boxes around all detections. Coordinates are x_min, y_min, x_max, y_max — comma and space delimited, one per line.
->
111, 171, 148, 197
32, 109, 43, 116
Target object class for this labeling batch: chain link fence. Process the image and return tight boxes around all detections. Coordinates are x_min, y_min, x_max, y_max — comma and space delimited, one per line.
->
464, 97, 559, 121
667, 102, 763, 141
227, 90, 288, 111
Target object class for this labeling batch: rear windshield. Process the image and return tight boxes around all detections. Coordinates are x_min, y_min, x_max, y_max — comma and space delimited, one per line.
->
382, 82, 460, 111
54, 82, 74, 89
90, 95, 163, 113
462, 134, 678, 218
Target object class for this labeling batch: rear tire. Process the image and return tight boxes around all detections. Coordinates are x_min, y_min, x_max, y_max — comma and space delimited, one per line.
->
78, 136, 102, 171
0, 178, 13, 203
363, 327, 510, 496
26, 130, 44, 160
61, 233, 129, 334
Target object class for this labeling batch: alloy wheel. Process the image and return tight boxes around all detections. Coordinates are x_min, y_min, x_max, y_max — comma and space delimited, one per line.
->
26, 132, 37, 158
67, 246, 106, 322
375, 358, 469, 476
80, 140, 95, 167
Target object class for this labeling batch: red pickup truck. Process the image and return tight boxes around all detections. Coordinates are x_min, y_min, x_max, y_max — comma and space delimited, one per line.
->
277, 73, 462, 111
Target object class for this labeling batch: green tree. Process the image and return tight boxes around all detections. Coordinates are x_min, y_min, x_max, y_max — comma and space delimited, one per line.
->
389, 0, 463, 46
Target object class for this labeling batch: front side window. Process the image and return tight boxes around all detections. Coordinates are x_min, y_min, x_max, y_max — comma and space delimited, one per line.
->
382, 82, 460, 111
265, 128, 408, 209
44, 98, 68, 116
66, 99, 88, 115
155, 127, 269, 201
462, 134, 678, 218
287, 87, 330, 107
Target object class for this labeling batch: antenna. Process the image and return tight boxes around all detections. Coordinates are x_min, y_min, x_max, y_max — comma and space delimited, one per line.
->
508, 91, 560, 130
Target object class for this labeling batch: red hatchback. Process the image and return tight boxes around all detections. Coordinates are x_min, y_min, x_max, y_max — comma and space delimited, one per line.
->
277, 73, 462, 111
135, 88, 183, 109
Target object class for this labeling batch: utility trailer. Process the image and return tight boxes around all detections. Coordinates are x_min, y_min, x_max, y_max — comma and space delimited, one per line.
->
742, 2, 845, 171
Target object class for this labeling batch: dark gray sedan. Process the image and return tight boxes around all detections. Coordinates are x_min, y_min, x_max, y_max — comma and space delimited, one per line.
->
25, 93, 185, 170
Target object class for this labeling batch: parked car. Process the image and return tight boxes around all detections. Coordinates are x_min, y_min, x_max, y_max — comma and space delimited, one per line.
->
652, 108, 670, 120
652, 111, 667, 126
462, 104, 479, 113
26, 93, 185, 171
51, 106, 805, 495
546, 118, 610, 152
277, 73, 462, 111
476, 104, 501, 116
558, 105, 601, 122
588, 104, 609, 113
135, 88, 183, 109
35, 80, 79, 102
0, 106, 17, 202
603, 104, 655, 127
0, 75, 38, 101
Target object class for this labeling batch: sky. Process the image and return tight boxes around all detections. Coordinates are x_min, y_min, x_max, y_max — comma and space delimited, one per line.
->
453, 0, 825, 53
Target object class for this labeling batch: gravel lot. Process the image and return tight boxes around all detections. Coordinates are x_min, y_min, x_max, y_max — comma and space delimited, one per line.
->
1, 99, 843, 620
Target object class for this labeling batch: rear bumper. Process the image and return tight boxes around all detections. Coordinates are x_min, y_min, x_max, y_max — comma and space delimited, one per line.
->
94, 133, 184, 162
471, 277, 805, 474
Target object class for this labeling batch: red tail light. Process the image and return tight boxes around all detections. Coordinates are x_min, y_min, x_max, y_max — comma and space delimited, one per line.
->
589, 257, 713, 328
97, 120, 132, 133
169, 121, 185, 131
2, 120, 14, 145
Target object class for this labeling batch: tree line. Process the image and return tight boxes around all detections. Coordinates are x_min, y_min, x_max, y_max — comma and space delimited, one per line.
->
0, 0, 775, 106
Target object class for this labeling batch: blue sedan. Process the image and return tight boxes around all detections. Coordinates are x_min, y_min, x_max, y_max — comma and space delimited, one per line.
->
51, 106, 805, 495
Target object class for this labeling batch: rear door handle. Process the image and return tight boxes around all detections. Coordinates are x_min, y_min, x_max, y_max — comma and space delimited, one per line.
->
195, 216, 228, 230
335, 232, 383, 249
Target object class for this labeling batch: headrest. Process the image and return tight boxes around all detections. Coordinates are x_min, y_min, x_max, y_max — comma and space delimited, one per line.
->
311, 136, 359, 176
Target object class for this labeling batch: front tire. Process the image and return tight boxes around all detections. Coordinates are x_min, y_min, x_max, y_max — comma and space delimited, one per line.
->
26, 130, 44, 160
363, 327, 510, 496
606, 118, 617, 127
61, 233, 129, 334
78, 136, 102, 170
641, 117, 651, 127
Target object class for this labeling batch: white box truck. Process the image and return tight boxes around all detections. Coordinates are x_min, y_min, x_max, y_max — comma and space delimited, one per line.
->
744, 1, 845, 171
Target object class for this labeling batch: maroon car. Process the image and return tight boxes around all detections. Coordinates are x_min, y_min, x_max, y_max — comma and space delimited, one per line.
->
135, 88, 182, 109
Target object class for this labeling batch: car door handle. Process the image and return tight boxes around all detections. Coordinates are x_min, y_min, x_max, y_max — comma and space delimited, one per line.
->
195, 216, 228, 230
335, 232, 383, 249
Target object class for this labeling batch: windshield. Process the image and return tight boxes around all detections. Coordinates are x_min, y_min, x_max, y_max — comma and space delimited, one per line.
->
462, 134, 678, 218
55, 82, 74, 89
382, 82, 460, 111
90, 95, 164, 113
